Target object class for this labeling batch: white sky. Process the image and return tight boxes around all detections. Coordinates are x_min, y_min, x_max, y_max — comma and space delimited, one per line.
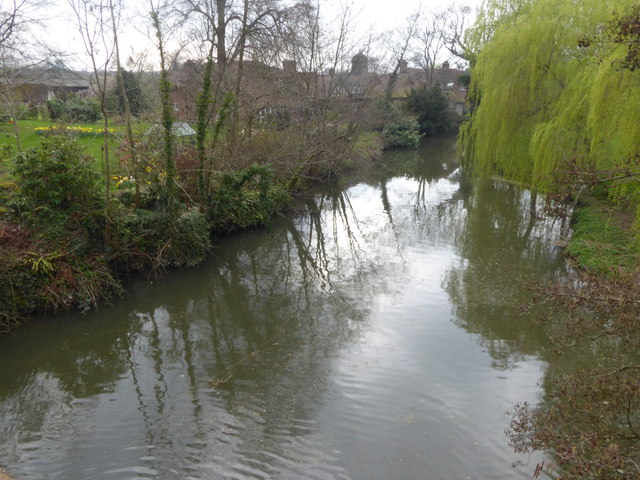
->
353, 0, 483, 30
42, 0, 483, 70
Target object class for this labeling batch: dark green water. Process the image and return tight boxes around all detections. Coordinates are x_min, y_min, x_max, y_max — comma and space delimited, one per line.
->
0, 137, 569, 479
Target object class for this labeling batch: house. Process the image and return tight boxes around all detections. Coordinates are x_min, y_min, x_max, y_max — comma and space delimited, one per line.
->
169, 58, 322, 131
317, 55, 467, 112
0, 66, 91, 112
167, 52, 468, 127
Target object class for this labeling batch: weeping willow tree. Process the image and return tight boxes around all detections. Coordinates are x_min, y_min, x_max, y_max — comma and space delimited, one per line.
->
465, 3, 640, 477
462, 0, 640, 234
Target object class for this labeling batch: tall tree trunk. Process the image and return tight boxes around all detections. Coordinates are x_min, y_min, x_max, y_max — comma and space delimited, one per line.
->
196, 42, 215, 202
150, 6, 176, 209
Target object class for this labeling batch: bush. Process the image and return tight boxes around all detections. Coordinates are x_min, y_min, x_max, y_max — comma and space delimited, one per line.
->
8, 136, 103, 223
0, 220, 121, 332
207, 164, 290, 231
382, 117, 422, 149
405, 85, 456, 136
47, 93, 102, 123
118, 207, 211, 271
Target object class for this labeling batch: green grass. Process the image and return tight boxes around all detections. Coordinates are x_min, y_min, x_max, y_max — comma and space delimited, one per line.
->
0, 119, 138, 181
568, 201, 640, 277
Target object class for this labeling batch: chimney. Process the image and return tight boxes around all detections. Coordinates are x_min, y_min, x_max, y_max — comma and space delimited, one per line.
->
283, 60, 297, 73
398, 59, 408, 74
442, 61, 450, 70
351, 52, 368, 75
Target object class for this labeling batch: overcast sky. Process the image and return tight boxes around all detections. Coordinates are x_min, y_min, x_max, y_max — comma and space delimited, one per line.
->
354, 0, 483, 31
44, 0, 483, 70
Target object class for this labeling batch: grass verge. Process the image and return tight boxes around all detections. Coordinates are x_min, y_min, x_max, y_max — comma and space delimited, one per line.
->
567, 199, 639, 277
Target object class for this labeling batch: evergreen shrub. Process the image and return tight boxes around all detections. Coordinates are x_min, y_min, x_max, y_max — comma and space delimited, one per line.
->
382, 117, 422, 149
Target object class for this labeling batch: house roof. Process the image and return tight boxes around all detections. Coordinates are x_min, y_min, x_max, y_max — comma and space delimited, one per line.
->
145, 122, 196, 137
317, 65, 468, 100
2, 66, 91, 89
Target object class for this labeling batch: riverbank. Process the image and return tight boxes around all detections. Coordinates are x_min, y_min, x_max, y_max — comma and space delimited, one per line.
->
567, 199, 639, 277
507, 196, 640, 479
0, 130, 384, 334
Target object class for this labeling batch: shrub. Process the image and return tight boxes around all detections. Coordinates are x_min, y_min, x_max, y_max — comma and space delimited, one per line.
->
9, 136, 103, 223
171, 208, 212, 266
405, 85, 456, 136
47, 93, 102, 123
117, 207, 211, 271
0, 221, 121, 332
207, 164, 290, 231
108, 70, 147, 116
382, 117, 422, 149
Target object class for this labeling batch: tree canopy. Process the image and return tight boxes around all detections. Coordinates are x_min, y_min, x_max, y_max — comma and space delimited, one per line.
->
110, 69, 146, 116
461, 0, 640, 236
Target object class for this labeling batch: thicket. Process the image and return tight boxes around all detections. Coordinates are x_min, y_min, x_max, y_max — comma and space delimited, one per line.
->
47, 93, 102, 123
0, 107, 372, 332
462, 1, 640, 477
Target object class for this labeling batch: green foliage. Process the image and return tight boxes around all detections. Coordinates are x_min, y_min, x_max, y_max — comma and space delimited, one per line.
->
117, 207, 211, 270
47, 93, 102, 123
208, 163, 289, 232
462, 0, 640, 230
151, 9, 176, 208
382, 117, 422, 150
405, 85, 455, 136
109, 70, 146, 116
9, 136, 102, 222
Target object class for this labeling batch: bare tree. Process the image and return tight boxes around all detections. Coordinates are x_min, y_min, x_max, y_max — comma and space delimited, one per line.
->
443, 4, 473, 64
149, 0, 177, 207
0, 0, 50, 150
383, 9, 420, 104
68, 0, 116, 239
411, 8, 449, 87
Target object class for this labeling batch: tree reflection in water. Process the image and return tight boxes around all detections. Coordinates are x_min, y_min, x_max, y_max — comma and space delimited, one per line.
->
0, 135, 571, 479
443, 179, 569, 370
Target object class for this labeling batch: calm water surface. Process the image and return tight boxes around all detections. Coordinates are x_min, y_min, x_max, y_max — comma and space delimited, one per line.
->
0, 137, 569, 479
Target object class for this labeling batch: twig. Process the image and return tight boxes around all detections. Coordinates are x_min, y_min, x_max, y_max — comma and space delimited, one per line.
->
626, 397, 640, 441
601, 364, 640, 377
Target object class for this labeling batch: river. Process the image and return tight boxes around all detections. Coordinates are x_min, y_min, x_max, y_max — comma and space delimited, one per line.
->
0, 136, 569, 479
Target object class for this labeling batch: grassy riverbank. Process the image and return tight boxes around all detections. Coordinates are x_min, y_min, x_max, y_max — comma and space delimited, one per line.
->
568, 201, 639, 276
507, 197, 640, 479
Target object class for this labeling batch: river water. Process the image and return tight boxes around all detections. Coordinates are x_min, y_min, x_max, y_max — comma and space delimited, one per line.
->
0, 137, 569, 479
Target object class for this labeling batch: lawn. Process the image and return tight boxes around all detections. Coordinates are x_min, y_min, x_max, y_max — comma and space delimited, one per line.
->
0, 119, 135, 181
